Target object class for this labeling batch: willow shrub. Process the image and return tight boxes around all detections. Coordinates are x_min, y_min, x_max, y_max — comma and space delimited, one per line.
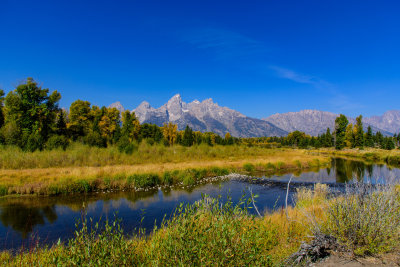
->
322, 182, 400, 255
139, 196, 277, 266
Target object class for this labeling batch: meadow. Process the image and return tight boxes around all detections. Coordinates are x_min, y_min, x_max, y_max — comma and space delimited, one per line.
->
0, 143, 329, 196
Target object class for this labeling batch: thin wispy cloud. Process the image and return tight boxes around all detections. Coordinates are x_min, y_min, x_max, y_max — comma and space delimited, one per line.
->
270, 66, 364, 111
269, 66, 334, 91
181, 28, 267, 60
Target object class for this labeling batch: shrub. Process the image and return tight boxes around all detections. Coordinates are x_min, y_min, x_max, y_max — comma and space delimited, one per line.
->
45, 135, 69, 150
25, 132, 45, 152
145, 196, 276, 265
322, 182, 400, 255
62, 216, 138, 265
127, 174, 160, 188
117, 136, 137, 154
84, 131, 106, 148
0, 186, 8, 196
243, 163, 255, 172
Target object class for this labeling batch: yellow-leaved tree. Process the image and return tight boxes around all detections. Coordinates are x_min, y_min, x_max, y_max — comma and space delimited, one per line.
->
162, 122, 178, 146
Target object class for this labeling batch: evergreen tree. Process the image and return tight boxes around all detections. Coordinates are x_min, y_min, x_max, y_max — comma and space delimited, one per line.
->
365, 126, 374, 147
334, 114, 348, 150
182, 125, 194, 146
375, 131, 384, 148
0, 89, 4, 129
354, 115, 364, 148
121, 111, 141, 142
385, 137, 395, 150
55, 110, 67, 136
325, 128, 333, 147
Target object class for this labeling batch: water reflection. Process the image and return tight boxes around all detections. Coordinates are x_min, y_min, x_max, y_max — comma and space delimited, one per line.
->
0, 204, 57, 238
1, 158, 399, 250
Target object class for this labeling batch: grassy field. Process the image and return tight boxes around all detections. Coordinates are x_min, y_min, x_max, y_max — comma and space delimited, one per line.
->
312, 147, 400, 166
1, 183, 399, 266
0, 144, 329, 196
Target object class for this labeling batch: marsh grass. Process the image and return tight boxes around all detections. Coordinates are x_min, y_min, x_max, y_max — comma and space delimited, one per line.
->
0, 146, 329, 197
0, 143, 310, 170
315, 148, 400, 167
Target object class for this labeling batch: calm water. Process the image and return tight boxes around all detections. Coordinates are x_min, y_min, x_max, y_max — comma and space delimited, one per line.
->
1, 158, 399, 251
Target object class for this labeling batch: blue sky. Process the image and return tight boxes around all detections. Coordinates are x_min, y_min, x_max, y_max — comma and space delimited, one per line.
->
1, 0, 399, 118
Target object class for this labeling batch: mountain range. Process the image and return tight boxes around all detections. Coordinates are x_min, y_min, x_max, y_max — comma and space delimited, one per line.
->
109, 95, 399, 137
263, 110, 395, 136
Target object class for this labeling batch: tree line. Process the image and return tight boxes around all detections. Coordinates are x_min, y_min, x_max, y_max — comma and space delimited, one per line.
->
0, 78, 237, 152
245, 115, 399, 150
0, 78, 398, 152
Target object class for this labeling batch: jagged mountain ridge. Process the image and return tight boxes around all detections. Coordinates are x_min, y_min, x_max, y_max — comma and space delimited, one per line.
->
110, 96, 398, 137
263, 110, 394, 136
111, 94, 288, 137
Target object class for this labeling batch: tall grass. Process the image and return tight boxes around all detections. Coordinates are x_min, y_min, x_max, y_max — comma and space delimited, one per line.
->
0, 143, 295, 169
315, 148, 400, 167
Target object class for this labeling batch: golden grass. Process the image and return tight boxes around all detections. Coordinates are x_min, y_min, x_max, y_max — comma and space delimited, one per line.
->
311, 147, 400, 165
0, 147, 329, 196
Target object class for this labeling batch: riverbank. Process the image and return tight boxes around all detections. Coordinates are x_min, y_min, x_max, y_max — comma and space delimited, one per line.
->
312, 148, 400, 166
1, 183, 399, 266
0, 146, 329, 197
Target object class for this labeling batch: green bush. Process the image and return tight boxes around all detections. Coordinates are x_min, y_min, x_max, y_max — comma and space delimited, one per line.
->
127, 174, 160, 188
0, 186, 8, 196
117, 136, 137, 154
84, 131, 106, 148
243, 163, 255, 172
25, 132, 45, 152
45, 135, 69, 150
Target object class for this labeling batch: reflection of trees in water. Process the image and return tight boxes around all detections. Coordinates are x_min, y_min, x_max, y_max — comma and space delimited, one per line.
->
333, 158, 374, 183
0, 204, 57, 238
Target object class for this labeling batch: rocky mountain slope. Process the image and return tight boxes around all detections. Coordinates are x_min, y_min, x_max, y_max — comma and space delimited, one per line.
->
111, 94, 288, 137
263, 110, 394, 136
364, 110, 400, 134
